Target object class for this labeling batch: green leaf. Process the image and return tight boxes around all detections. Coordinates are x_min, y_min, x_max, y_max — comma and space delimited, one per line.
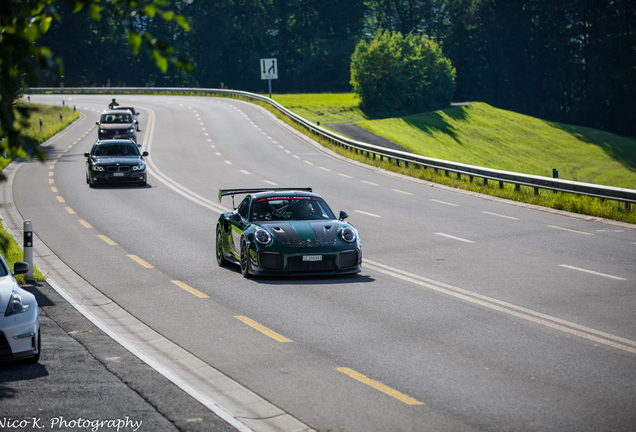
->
129, 32, 142, 55
153, 49, 168, 72
162, 11, 174, 22
143, 4, 157, 18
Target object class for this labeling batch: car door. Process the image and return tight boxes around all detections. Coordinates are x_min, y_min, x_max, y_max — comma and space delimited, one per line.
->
229, 196, 251, 259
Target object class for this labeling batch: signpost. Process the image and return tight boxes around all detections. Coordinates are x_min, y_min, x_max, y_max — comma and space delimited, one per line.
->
260, 58, 278, 98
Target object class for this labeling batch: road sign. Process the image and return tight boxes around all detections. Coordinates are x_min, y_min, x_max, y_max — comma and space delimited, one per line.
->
260, 58, 278, 80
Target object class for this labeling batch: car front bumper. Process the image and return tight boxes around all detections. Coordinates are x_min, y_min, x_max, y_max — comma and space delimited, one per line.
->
0, 305, 40, 361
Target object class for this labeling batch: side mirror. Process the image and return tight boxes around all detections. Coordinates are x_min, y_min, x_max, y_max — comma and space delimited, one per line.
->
13, 262, 29, 275
95, 121, 99, 125
84, 152, 90, 158
229, 212, 241, 222
142, 151, 149, 157
339, 211, 349, 221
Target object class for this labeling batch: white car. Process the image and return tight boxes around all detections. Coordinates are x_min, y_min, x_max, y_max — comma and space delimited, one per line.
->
0, 256, 40, 363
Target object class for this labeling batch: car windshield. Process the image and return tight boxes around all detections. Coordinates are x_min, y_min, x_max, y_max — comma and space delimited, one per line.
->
100, 113, 133, 124
250, 197, 336, 221
92, 143, 140, 156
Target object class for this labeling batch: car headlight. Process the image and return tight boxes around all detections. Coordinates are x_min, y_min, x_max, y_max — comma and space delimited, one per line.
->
127, 127, 134, 133
92, 165, 104, 172
132, 163, 145, 171
100, 129, 106, 134
341, 226, 357, 243
5, 290, 29, 317
254, 228, 272, 245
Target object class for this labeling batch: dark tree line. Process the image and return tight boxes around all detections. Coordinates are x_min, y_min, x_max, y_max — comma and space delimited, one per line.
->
37, 0, 636, 136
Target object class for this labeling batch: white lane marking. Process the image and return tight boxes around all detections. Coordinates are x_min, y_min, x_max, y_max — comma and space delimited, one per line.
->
240, 170, 251, 175
363, 259, 636, 354
263, 180, 278, 186
225, 160, 232, 165
434, 233, 475, 243
355, 210, 382, 218
215, 152, 222, 156
559, 265, 627, 281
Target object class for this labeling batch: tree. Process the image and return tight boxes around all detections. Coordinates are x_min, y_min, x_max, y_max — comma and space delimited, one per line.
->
0, 0, 194, 163
350, 29, 455, 116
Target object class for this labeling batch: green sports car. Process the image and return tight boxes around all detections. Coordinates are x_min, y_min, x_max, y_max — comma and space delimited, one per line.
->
216, 188, 362, 277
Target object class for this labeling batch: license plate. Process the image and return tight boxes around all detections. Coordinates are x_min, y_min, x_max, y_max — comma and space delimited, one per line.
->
303, 255, 322, 262
113, 173, 124, 177
113, 135, 121, 138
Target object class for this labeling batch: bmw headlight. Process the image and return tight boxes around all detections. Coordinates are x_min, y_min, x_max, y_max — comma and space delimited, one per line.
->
132, 163, 145, 171
92, 165, 104, 172
5, 290, 29, 317
341, 226, 357, 243
254, 228, 273, 245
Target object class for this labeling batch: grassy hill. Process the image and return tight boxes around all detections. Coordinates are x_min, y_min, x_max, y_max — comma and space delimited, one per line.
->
273, 94, 636, 190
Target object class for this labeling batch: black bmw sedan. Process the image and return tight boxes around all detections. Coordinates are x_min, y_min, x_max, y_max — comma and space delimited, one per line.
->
85, 139, 148, 187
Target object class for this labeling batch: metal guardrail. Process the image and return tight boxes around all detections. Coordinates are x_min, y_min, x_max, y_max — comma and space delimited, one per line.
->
27, 87, 636, 209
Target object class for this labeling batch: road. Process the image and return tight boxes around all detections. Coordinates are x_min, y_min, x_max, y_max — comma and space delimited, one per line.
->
3, 93, 635, 432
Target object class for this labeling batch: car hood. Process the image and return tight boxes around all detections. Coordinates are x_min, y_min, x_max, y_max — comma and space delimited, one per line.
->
260, 220, 341, 245
99, 124, 134, 130
93, 156, 143, 165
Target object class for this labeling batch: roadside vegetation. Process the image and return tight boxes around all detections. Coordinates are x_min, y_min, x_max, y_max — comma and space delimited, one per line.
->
0, 101, 78, 282
257, 94, 636, 225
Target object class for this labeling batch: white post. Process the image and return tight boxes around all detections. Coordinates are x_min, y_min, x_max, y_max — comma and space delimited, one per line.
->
23, 220, 33, 281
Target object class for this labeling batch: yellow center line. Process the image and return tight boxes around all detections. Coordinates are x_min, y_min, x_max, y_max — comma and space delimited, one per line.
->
65, 207, 76, 214
337, 367, 424, 406
319, 167, 331, 171
128, 255, 153, 268
278, 145, 284, 148
51, 187, 58, 193
49, 179, 54, 184
98, 235, 117, 245
393, 189, 414, 195
49, 172, 54, 177
304, 160, 314, 165
362, 180, 379, 186
79, 220, 92, 228
293, 155, 301, 159
284, 150, 291, 154
49, 165, 55, 170
430, 199, 457, 206
338, 173, 353, 178
235, 316, 292, 343
172, 280, 209, 298
56, 196, 65, 203
548, 225, 594, 235
482, 211, 519, 220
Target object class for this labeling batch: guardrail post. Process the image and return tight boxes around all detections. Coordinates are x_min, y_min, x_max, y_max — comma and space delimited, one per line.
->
39, 118, 43, 133
23, 220, 33, 281
499, 181, 504, 189
534, 187, 539, 195
59, 111, 63, 122
627, 202, 631, 211
484, 178, 488, 186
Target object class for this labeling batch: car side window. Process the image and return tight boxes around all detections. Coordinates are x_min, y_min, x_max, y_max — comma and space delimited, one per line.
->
236, 197, 250, 220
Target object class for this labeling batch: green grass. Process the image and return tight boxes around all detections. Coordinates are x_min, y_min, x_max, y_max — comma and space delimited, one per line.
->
356, 102, 636, 189
254, 95, 636, 225
272, 93, 369, 125
0, 102, 78, 283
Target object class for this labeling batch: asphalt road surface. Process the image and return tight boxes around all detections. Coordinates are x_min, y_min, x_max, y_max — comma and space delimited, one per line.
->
2, 93, 635, 432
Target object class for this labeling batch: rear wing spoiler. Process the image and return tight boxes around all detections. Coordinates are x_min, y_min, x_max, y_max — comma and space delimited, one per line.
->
218, 188, 312, 203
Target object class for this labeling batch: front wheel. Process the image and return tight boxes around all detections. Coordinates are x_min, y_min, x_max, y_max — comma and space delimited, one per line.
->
240, 239, 250, 278
216, 227, 228, 267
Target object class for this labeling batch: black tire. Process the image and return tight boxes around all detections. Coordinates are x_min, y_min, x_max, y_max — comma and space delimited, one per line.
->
240, 239, 250, 278
216, 227, 229, 267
